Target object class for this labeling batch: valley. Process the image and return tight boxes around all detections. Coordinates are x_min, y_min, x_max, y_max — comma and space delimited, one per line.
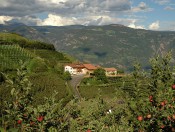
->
1, 23, 175, 71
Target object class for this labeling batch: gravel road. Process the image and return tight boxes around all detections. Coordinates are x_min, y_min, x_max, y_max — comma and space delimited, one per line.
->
69, 74, 84, 99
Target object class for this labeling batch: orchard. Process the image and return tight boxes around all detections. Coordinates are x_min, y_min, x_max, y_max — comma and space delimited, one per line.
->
1, 52, 175, 131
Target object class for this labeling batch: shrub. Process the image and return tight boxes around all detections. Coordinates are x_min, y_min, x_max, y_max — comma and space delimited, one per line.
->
0, 63, 68, 131
94, 68, 108, 83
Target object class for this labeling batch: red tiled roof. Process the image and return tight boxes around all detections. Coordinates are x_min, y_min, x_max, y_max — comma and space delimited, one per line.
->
83, 64, 97, 70
104, 68, 117, 72
65, 63, 85, 68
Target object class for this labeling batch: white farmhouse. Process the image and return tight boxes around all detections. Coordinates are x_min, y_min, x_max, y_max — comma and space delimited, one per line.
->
64, 64, 85, 75
64, 65, 76, 74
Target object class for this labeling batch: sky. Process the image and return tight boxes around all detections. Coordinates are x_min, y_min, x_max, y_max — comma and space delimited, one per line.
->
0, 0, 175, 31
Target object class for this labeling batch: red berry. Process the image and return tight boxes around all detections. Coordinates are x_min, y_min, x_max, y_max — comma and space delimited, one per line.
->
172, 85, 175, 90
17, 120, 22, 124
137, 116, 143, 121
149, 96, 154, 102
150, 99, 153, 102
86, 129, 91, 132
161, 101, 165, 106
149, 95, 153, 100
37, 116, 44, 122
160, 125, 165, 129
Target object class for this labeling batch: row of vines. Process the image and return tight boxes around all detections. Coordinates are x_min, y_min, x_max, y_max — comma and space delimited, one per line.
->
0, 45, 33, 71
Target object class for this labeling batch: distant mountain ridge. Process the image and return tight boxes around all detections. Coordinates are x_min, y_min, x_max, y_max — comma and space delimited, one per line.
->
1, 23, 175, 71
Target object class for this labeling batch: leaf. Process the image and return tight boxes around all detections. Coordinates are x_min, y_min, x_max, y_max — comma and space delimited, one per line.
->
11, 88, 15, 95
0, 127, 5, 132
5, 110, 10, 114
8, 128, 19, 132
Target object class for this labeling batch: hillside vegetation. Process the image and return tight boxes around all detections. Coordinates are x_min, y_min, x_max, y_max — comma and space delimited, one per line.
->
1, 51, 175, 131
1, 24, 175, 70
0, 33, 73, 106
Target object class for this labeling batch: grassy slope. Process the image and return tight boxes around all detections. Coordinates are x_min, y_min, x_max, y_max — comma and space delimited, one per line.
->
0, 33, 73, 105
78, 76, 149, 100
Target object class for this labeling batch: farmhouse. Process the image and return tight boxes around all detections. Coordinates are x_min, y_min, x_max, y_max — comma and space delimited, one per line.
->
104, 68, 117, 76
64, 63, 84, 75
64, 63, 117, 76
82, 64, 98, 75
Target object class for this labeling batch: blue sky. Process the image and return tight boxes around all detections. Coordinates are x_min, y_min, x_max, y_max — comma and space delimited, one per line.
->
0, 0, 175, 31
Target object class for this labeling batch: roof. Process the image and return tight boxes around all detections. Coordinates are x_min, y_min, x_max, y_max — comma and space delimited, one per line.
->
104, 68, 117, 72
83, 64, 97, 70
65, 63, 85, 69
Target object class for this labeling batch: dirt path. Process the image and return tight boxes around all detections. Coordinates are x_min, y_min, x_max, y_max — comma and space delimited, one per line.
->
69, 74, 84, 99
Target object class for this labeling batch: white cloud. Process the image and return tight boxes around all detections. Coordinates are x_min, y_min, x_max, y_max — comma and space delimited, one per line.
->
39, 13, 134, 27
38, 0, 67, 4
132, 2, 153, 12
41, 14, 76, 26
0, 16, 13, 24
149, 21, 160, 30
128, 20, 145, 29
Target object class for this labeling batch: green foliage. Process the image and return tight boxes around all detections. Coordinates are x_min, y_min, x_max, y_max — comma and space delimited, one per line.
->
79, 85, 117, 99
127, 52, 175, 131
0, 45, 33, 71
27, 58, 48, 73
0, 33, 74, 106
0, 64, 69, 131
62, 71, 71, 81
94, 68, 108, 83
0, 33, 55, 50
29, 49, 71, 68
29, 72, 70, 105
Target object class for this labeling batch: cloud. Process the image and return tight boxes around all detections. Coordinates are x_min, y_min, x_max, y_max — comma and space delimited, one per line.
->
0, 0, 134, 26
132, 2, 153, 12
0, 16, 13, 24
40, 13, 134, 27
83, 17, 103, 26
128, 20, 145, 29
41, 14, 75, 26
164, 6, 175, 10
15, 16, 42, 26
0, 0, 131, 17
149, 21, 160, 30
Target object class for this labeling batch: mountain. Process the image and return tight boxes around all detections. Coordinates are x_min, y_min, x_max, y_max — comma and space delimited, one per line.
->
1, 23, 175, 71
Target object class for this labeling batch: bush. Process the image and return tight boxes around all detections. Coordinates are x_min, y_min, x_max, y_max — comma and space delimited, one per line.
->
0, 64, 68, 131
62, 71, 71, 81
27, 58, 48, 73
94, 68, 108, 83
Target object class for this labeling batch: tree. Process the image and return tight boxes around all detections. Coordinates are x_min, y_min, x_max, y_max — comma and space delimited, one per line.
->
94, 68, 108, 83
63, 71, 71, 81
